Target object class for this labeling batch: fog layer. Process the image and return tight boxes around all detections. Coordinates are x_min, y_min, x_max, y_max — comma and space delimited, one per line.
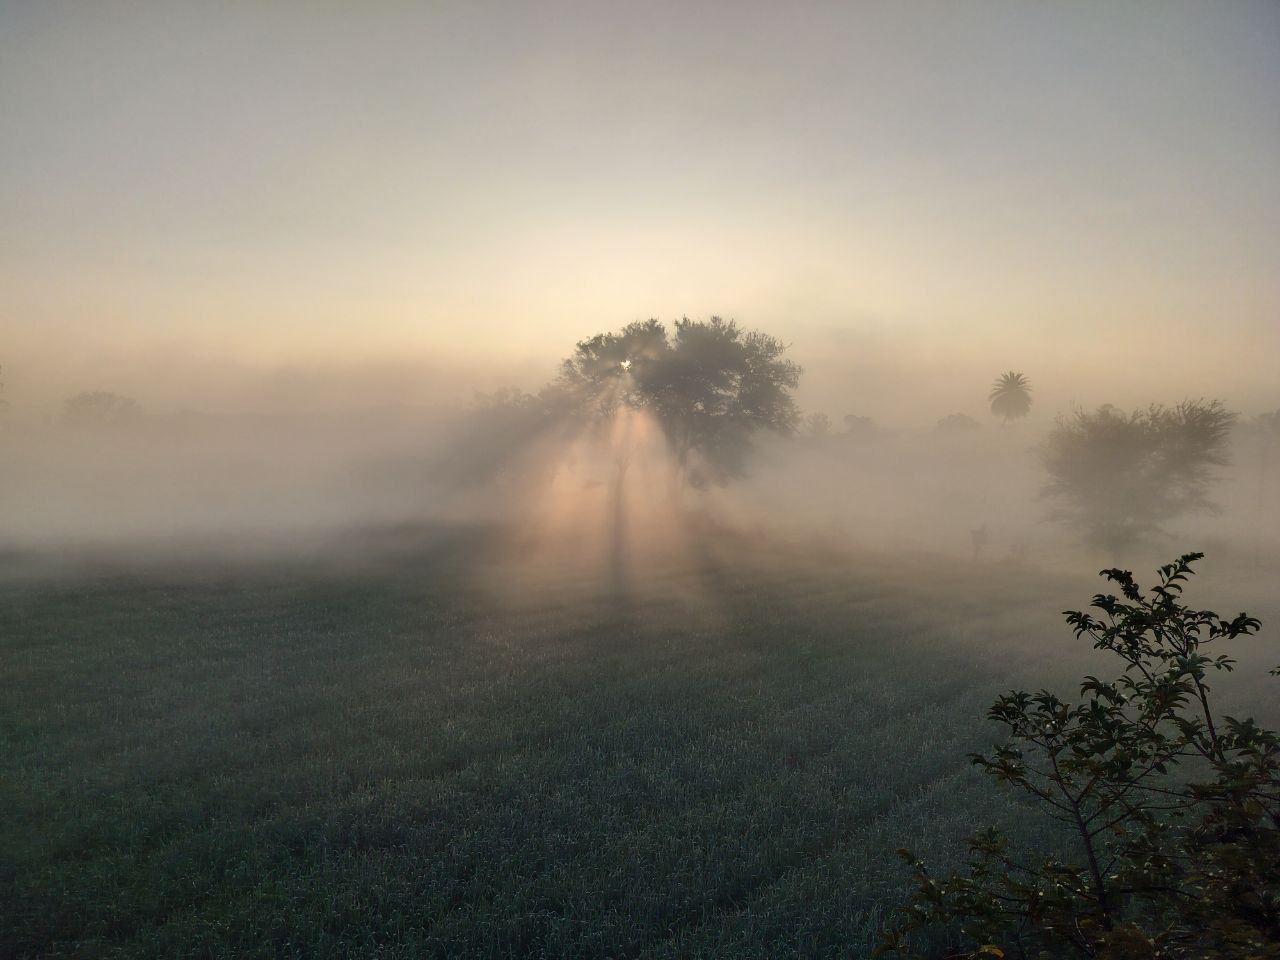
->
3, 370, 1276, 590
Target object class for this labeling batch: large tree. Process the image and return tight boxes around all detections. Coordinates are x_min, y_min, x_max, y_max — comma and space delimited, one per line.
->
1042, 399, 1234, 553
555, 317, 801, 487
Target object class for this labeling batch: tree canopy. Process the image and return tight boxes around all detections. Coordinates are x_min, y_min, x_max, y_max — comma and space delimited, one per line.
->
554, 317, 801, 487
1042, 399, 1234, 553
988, 371, 1032, 423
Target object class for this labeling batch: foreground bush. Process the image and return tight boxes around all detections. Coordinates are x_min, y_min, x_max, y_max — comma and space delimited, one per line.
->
881, 553, 1279, 959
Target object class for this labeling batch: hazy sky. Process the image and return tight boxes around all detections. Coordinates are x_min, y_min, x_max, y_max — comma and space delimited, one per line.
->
3, 1, 1278, 422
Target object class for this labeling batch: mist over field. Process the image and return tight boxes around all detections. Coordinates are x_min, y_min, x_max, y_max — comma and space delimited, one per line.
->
2, 375, 1277, 575
3, 2, 1279, 958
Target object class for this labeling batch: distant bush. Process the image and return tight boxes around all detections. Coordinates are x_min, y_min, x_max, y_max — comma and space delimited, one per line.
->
880, 553, 1279, 959
936, 413, 981, 435
802, 412, 832, 438
843, 414, 877, 440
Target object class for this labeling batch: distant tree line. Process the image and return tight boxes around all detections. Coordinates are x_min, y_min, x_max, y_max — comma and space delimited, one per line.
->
6, 333, 1271, 559
803, 389, 1242, 557
63, 390, 143, 426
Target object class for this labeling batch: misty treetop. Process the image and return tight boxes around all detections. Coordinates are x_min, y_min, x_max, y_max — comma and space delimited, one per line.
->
552, 317, 802, 487
434, 317, 801, 497
988, 371, 1032, 424
1042, 399, 1235, 554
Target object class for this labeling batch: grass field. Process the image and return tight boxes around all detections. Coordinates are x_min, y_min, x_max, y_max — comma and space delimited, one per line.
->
2, 523, 1274, 958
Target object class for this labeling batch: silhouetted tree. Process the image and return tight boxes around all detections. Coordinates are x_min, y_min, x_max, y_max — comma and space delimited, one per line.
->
556, 317, 801, 488
63, 391, 142, 426
988, 371, 1032, 423
1042, 400, 1235, 553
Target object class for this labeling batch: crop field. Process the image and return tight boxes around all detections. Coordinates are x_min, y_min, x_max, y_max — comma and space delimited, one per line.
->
2, 524, 1274, 959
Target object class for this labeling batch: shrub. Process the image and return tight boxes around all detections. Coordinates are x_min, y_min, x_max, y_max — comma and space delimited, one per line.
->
880, 553, 1279, 959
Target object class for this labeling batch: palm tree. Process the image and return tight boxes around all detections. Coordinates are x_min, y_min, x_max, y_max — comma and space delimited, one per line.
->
988, 371, 1032, 424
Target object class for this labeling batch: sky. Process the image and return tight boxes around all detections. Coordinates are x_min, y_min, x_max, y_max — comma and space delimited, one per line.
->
3, 1, 1278, 424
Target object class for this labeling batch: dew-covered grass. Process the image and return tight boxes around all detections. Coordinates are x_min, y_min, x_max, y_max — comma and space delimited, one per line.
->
2, 524, 1272, 958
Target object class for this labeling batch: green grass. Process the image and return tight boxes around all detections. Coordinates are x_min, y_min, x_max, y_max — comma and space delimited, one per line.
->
1, 525, 1266, 958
